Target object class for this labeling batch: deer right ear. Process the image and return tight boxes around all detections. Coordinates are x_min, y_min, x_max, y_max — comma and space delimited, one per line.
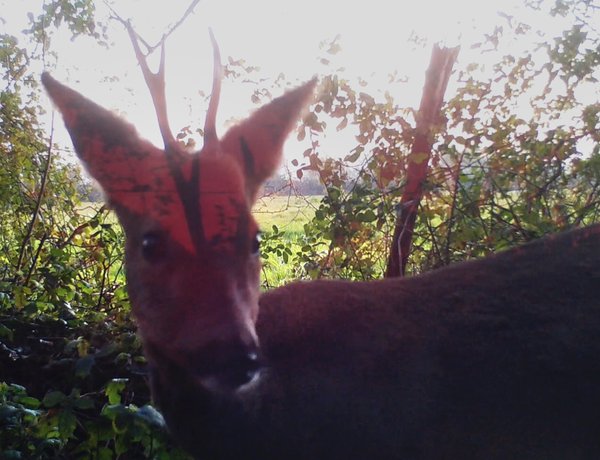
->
42, 73, 192, 248
42, 72, 162, 197
220, 79, 316, 202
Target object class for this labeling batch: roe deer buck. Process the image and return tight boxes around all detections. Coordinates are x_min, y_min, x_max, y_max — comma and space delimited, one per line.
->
42, 40, 600, 459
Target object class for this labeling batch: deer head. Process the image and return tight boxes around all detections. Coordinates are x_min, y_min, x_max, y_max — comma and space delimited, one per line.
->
42, 38, 314, 402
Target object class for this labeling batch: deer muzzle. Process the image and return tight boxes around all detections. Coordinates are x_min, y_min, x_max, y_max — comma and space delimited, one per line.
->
190, 339, 263, 392
144, 336, 263, 396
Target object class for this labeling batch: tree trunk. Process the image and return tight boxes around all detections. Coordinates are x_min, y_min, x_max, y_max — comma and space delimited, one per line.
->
385, 45, 459, 278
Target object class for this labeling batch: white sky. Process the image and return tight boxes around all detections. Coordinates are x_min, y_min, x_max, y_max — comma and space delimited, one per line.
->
1, 0, 583, 164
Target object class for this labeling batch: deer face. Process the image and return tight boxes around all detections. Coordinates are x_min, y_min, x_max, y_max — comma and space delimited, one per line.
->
121, 152, 263, 392
41, 71, 315, 405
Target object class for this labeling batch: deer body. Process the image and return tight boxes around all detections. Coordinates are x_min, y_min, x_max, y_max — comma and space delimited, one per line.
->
155, 225, 600, 459
42, 56, 600, 459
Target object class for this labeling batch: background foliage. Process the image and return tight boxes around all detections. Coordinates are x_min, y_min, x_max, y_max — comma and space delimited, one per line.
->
1, 0, 599, 458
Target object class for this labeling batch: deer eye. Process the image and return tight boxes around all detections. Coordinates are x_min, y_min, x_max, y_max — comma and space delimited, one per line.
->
251, 232, 261, 256
142, 232, 166, 261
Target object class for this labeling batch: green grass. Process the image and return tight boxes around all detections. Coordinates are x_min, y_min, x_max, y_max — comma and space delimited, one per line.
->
80, 195, 322, 234
253, 195, 322, 287
253, 195, 321, 235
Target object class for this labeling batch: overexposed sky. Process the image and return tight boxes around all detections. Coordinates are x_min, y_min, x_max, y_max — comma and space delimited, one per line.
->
2, 0, 575, 162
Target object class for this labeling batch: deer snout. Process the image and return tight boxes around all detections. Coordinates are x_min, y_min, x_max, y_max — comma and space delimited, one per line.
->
187, 339, 263, 392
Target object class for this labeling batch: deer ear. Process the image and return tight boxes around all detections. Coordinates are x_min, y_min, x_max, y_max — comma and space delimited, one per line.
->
220, 79, 316, 202
41, 72, 165, 198
42, 73, 193, 249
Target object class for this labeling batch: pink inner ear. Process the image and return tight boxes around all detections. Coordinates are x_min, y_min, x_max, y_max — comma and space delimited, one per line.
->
220, 79, 317, 200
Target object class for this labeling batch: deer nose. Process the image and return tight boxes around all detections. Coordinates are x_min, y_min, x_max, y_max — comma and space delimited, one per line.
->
188, 340, 263, 391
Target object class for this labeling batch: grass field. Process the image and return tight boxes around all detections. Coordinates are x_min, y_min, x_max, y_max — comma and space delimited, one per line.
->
253, 195, 321, 236
253, 195, 323, 287
80, 195, 322, 233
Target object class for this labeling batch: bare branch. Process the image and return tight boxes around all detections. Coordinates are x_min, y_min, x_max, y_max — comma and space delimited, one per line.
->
14, 112, 55, 284
105, 0, 202, 52
162, 0, 203, 49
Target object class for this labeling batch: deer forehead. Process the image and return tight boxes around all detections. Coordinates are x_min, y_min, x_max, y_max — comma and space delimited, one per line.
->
197, 152, 256, 249
120, 151, 256, 255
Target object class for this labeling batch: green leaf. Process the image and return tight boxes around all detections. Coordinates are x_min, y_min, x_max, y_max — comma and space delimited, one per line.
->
43, 390, 66, 408
74, 396, 94, 410
13, 286, 25, 310
0, 405, 20, 422
358, 210, 377, 223
0, 323, 14, 341
113, 411, 133, 435
75, 355, 95, 378
95, 342, 118, 358
101, 403, 128, 419
105, 379, 128, 405
7, 384, 26, 394
15, 395, 40, 409
134, 404, 165, 428
97, 447, 113, 460
58, 409, 77, 439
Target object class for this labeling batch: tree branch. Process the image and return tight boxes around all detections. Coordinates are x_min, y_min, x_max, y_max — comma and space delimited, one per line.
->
14, 112, 55, 284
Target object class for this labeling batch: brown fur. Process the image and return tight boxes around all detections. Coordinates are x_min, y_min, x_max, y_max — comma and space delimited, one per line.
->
155, 224, 600, 459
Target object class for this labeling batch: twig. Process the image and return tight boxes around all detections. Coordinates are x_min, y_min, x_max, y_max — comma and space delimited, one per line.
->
14, 112, 55, 284
24, 233, 48, 287
57, 205, 107, 249
105, 0, 202, 52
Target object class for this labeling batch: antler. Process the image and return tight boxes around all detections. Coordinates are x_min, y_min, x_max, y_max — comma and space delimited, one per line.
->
204, 29, 222, 149
125, 21, 177, 152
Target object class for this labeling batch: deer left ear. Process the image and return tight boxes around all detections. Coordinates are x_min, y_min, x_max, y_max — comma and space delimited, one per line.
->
220, 79, 316, 202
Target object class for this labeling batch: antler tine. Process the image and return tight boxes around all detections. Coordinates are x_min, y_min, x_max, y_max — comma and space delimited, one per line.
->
204, 28, 222, 149
125, 21, 176, 151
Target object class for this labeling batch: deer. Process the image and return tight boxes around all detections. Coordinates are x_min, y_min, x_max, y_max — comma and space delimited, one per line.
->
42, 33, 600, 459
